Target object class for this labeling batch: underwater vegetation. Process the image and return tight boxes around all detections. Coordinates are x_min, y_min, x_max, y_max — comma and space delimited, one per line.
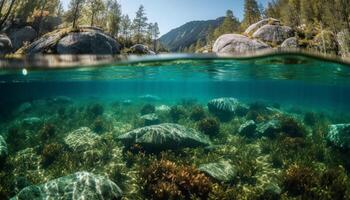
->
1, 96, 350, 200
141, 159, 212, 200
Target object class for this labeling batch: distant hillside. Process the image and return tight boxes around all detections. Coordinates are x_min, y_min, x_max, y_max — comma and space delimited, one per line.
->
159, 17, 224, 52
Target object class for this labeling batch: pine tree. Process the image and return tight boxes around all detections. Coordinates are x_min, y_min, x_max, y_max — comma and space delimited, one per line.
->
151, 22, 160, 51
87, 0, 105, 26
242, 0, 261, 29
132, 5, 148, 44
65, 0, 86, 28
0, 0, 16, 29
120, 14, 131, 47
107, 0, 122, 37
214, 10, 240, 39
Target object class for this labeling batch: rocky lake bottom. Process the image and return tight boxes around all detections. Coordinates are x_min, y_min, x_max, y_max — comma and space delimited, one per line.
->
1, 95, 350, 200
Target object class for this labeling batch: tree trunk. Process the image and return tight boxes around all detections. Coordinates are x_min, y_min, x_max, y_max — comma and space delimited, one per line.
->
0, 0, 15, 30
37, 0, 48, 35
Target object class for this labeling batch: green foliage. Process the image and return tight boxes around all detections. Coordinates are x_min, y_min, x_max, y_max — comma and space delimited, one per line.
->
132, 5, 148, 44
213, 10, 241, 39
242, 0, 261, 29
198, 117, 220, 137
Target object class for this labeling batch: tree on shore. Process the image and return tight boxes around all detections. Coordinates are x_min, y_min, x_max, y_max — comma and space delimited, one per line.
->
107, 0, 122, 38
242, 0, 261, 29
214, 10, 240, 39
132, 5, 148, 44
65, 0, 86, 28
0, 0, 16, 29
151, 22, 160, 51
87, 0, 104, 26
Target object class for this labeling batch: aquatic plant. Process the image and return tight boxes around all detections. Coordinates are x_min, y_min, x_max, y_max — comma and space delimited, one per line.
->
190, 106, 206, 121
41, 143, 63, 167
304, 112, 318, 126
6, 127, 26, 153
280, 117, 307, 138
140, 104, 156, 115
282, 164, 317, 196
198, 118, 220, 137
169, 105, 187, 122
39, 123, 56, 142
87, 103, 104, 118
93, 117, 105, 134
141, 159, 212, 199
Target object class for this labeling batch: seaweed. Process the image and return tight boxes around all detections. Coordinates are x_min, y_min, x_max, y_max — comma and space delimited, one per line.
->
198, 117, 220, 137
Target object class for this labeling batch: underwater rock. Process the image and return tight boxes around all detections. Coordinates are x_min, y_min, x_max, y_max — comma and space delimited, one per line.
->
156, 105, 171, 112
238, 120, 257, 138
198, 160, 237, 182
252, 25, 294, 45
122, 99, 132, 106
0, 135, 8, 160
256, 119, 281, 138
139, 94, 161, 101
50, 96, 73, 104
140, 113, 160, 126
117, 123, 211, 151
208, 98, 248, 121
14, 102, 32, 115
327, 124, 350, 149
244, 18, 280, 36
212, 34, 270, 54
0, 34, 13, 54
64, 127, 101, 152
11, 172, 122, 200
281, 37, 298, 48
22, 117, 42, 126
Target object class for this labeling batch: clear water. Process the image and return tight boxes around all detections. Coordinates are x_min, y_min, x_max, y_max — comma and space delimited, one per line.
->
1, 53, 350, 199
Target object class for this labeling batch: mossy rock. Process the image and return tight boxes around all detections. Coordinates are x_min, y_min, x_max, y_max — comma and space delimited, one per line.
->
16, 26, 120, 55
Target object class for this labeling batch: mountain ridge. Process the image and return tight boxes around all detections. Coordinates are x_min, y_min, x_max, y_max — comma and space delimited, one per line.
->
159, 17, 225, 52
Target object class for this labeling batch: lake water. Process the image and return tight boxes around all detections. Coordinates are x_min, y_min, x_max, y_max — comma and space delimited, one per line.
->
1, 53, 350, 199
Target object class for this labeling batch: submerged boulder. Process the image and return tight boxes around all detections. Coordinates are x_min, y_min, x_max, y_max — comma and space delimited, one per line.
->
117, 123, 211, 151
0, 135, 8, 161
244, 18, 280, 36
11, 172, 122, 200
9, 26, 37, 50
281, 37, 298, 48
140, 113, 160, 126
238, 120, 257, 138
256, 119, 281, 138
64, 127, 101, 152
327, 124, 350, 149
0, 34, 13, 54
198, 160, 237, 182
213, 34, 270, 54
208, 98, 248, 121
19, 27, 120, 55
128, 44, 155, 55
252, 25, 294, 45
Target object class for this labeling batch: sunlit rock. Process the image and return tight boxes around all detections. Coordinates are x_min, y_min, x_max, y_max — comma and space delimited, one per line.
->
10, 172, 122, 200
198, 160, 237, 182
244, 18, 280, 36
281, 37, 298, 48
327, 124, 350, 149
64, 127, 101, 152
208, 97, 248, 121
213, 34, 270, 54
117, 123, 211, 151
252, 25, 294, 45
0, 34, 13, 54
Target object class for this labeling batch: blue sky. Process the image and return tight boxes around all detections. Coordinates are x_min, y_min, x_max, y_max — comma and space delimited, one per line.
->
61, 0, 270, 35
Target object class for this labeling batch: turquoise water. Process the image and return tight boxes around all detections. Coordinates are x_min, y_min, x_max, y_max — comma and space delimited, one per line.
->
1, 53, 350, 199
